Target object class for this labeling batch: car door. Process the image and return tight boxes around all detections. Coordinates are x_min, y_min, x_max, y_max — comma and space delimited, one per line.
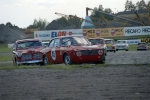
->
53, 38, 62, 63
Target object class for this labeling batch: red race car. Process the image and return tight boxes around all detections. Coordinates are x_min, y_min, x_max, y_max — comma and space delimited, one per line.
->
12, 39, 45, 66
41, 36, 105, 65
88, 38, 107, 56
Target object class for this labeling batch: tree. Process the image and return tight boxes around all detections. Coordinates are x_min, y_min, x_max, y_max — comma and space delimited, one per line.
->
27, 18, 48, 30
6, 22, 13, 28
138, 0, 147, 10
125, 0, 135, 11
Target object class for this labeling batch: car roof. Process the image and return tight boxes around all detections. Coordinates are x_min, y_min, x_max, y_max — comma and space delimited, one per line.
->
16, 38, 41, 43
117, 40, 127, 41
88, 38, 104, 40
104, 39, 114, 41
51, 35, 85, 40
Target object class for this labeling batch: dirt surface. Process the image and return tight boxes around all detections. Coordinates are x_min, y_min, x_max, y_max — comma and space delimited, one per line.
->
0, 65, 150, 100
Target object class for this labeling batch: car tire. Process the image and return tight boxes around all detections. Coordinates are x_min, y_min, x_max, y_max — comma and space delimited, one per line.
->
43, 55, 49, 66
116, 49, 118, 51
126, 49, 128, 51
64, 54, 73, 65
13, 57, 19, 66
96, 56, 105, 64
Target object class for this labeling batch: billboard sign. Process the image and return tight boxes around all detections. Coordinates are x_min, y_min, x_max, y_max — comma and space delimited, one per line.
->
34, 29, 82, 40
124, 26, 150, 36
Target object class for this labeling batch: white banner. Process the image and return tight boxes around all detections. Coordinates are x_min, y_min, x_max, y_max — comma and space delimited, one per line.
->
124, 26, 150, 36
34, 29, 82, 41
127, 39, 141, 45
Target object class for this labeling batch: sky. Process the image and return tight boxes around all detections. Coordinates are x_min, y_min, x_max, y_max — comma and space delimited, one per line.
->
0, 0, 149, 28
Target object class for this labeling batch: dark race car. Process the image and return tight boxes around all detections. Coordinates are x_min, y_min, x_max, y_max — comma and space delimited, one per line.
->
88, 38, 107, 56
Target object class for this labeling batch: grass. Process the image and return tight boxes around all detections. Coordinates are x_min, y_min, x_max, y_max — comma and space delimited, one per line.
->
0, 44, 13, 53
0, 55, 12, 61
0, 63, 107, 70
129, 44, 137, 51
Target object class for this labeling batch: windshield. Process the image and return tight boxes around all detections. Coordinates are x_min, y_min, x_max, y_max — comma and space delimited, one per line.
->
62, 37, 90, 46
138, 43, 146, 45
17, 41, 42, 49
116, 41, 126, 44
105, 40, 114, 44
89, 39, 103, 45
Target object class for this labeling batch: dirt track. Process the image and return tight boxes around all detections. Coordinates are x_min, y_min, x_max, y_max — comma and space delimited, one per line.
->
0, 65, 150, 100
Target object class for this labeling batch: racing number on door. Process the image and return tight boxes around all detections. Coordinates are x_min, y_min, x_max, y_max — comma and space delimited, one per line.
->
51, 48, 56, 60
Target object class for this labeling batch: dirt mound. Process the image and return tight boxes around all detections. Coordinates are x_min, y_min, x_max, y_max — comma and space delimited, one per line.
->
0, 24, 28, 43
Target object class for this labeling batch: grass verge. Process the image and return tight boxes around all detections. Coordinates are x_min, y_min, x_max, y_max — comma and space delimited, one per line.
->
0, 44, 13, 53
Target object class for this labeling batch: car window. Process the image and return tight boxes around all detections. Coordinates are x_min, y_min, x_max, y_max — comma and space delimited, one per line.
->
49, 39, 55, 47
54, 39, 60, 47
61, 37, 71, 46
105, 40, 114, 44
17, 41, 42, 49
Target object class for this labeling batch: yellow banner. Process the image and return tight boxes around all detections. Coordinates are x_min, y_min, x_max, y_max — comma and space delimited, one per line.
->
141, 38, 150, 43
82, 27, 124, 38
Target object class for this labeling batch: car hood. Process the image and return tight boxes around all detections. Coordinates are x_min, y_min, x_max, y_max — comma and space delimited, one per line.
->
116, 44, 126, 46
71, 45, 103, 51
16, 46, 44, 54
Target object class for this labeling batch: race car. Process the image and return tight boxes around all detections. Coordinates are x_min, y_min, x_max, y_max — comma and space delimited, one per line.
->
137, 42, 148, 51
116, 40, 129, 51
41, 36, 105, 65
104, 39, 116, 53
88, 38, 107, 56
12, 39, 45, 66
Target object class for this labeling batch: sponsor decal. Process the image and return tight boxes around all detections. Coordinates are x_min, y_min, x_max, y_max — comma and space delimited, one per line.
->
39, 34, 50, 37
101, 29, 109, 33
111, 29, 115, 36
125, 29, 141, 34
83, 30, 87, 36
96, 30, 100, 36
127, 39, 141, 44
68, 32, 72, 35
51, 48, 56, 60
51, 32, 57, 38
142, 28, 150, 33
35, 34, 38, 38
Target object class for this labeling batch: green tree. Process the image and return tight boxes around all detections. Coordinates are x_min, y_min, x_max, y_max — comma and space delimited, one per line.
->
27, 18, 48, 30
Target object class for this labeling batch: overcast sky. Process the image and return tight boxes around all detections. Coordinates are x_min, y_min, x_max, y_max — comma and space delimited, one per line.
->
0, 0, 149, 28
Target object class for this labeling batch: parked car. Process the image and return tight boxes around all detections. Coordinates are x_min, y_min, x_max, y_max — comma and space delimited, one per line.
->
148, 43, 150, 50
12, 39, 45, 66
104, 39, 116, 53
137, 42, 148, 51
116, 40, 129, 51
88, 38, 107, 56
41, 36, 105, 65
42, 41, 49, 47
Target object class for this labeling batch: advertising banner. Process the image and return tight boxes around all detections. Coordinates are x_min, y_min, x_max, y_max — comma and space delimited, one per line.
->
127, 39, 141, 45
82, 27, 124, 38
124, 26, 150, 36
34, 29, 82, 40
141, 38, 150, 43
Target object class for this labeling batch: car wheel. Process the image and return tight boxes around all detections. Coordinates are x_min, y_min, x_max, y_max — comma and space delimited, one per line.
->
96, 56, 105, 64
116, 49, 118, 51
13, 57, 19, 66
114, 50, 116, 53
43, 55, 49, 66
126, 49, 128, 51
64, 54, 73, 65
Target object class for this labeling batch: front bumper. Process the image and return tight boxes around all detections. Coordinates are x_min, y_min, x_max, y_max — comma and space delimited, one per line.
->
17, 60, 43, 65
